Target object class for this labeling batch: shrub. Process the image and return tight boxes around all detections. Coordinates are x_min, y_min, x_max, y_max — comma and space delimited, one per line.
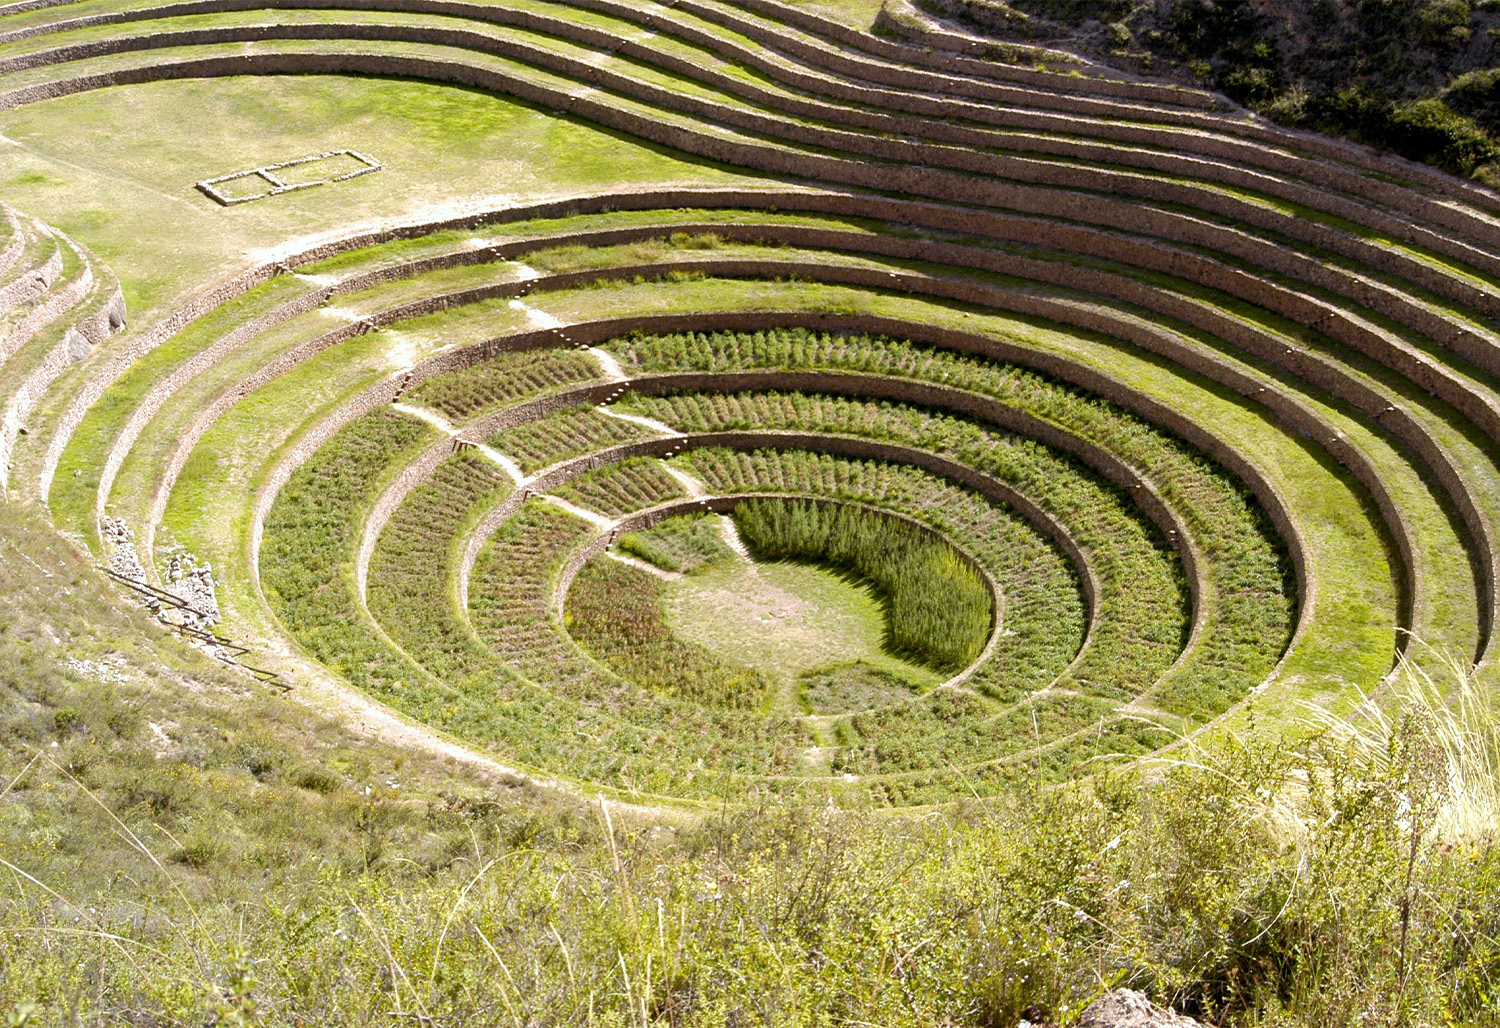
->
1446, 65, 1500, 135
290, 764, 343, 794
170, 830, 228, 869
1267, 85, 1499, 176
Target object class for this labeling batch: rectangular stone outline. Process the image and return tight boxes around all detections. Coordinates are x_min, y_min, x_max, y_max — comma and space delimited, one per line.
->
195, 149, 381, 206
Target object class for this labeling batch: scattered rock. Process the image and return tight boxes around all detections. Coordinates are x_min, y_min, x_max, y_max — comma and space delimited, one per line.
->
101, 516, 149, 588
163, 552, 220, 626
64, 326, 92, 362
66, 657, 130, 684
101, 518, 221, 629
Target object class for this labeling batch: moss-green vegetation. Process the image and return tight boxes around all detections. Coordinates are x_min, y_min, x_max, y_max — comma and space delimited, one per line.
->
565, 557, 775, 710
366, 451, 512, 687
617, 328, 1298, 713
643, 388, 1191, 700
660, 536, 943, 703
486, 404, 660, 473
669, 448, 1173, 793
549, 456, 686, 517
798, 660, 924, 714
679, 448, 1086, 707
732, 496, 993, 671
259, 397, 1129, 799
617, 511, 735, 573
405, 349, 603, 425
3, 0, 1499, 1016
467, 499, 812, 792
4, 502, 1493, 1027
260, 408, 436, 690
266, 431, 803, 797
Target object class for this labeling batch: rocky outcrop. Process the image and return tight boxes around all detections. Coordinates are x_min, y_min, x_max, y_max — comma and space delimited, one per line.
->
162, 553, 219, 627
1071, 989, 1202, 1028
1020, 990, 1203, 1028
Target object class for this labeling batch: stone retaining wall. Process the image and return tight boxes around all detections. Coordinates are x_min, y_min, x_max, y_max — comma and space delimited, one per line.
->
0, 206, 31, 286
92, 283, 333, 522
304, 312, 1312, 657
460, 433, 1101, 673
0, 249, 90, 365
97, 215, 1418, 658
221, 294, 1408, 671
355, 368, 1196, 658
425, 310, 1382, 658
729, 0, 1210, 105
52, 187, 1440, 654
0, 236, 62, 321
9, 0, 1500, 253
0, 281, 124, 488
10, 33, 1496, 336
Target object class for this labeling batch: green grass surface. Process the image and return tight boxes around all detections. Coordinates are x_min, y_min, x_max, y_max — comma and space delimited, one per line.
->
798, 660, 925, 714
0, 159, 1411, 803
486, 403, 661, 473
259, 408, 436, 691
661, 531, 944, 703
0, 74, 764, 318
103, 266, 1385, 761
549, 456, 687, 516
129, 268, 1372, 793
640, 388, 1190, 701
367, 451, 512, 688
566, 554, 777, 712
1, 501, 1494, 1023
0, 4, 1497, 1019
617, 510, 736, 572
732, 496, 993, 671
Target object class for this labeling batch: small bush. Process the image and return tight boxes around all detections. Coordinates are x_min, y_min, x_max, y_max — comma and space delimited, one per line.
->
223, 731, 285, 778
51, 707, 83, 736
290, 764, 343, 794
1445, 65, 1500, 133
171, 830, 228, 869
121, 764, 197, 815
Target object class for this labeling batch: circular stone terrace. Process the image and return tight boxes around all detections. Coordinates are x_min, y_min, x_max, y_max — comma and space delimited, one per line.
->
0, 0, 1496, 807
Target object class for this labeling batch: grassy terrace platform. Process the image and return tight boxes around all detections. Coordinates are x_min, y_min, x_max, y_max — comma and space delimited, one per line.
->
0, 0, 1495, 812
41, 238, 1412, 802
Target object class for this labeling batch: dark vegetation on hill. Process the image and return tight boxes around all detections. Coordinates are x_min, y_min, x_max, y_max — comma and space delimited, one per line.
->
899, 0, 1500, 184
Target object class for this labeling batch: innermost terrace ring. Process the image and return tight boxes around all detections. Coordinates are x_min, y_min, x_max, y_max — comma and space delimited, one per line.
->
554, 493, 1011, 716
